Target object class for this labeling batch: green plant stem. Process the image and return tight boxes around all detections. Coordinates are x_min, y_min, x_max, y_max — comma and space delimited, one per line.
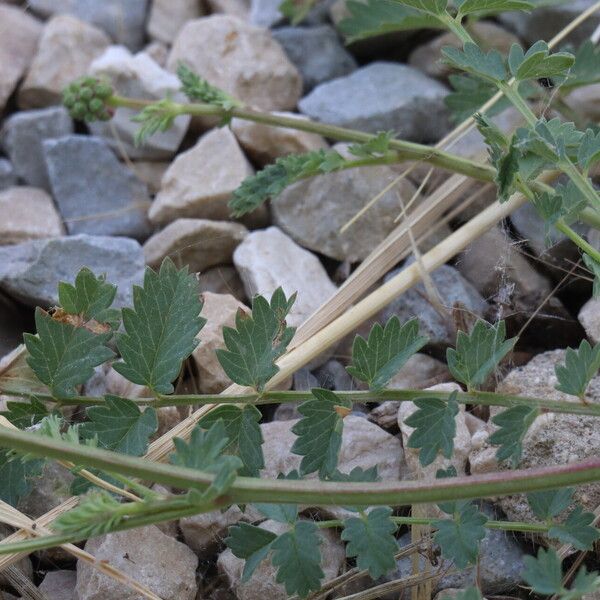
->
441, 13, 476, 44
106, 95, 496, 183
3, 427, 600, 513
556, 220, 600, 263
3, 387, 600, 416
580, 207, 600, 230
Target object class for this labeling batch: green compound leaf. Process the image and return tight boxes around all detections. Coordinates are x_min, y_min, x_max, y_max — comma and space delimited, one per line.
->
439, 588, 483, 600
171, 420, 243, 499
291, 388, 352, 477
132, 99, 178, 146
341, 507, 398, 579
433, 502, 488, 569
271, 521, 324, 598
198, 404, 264, 477
114, 258, 204, 395
0, 449, 43, 507
514, 118, 584, 163
561, 40, 600, 92
57, 267, 120, 329
216, 288, 296, 392
584, 253, 600, 298
177, 63, 241, 110
527, 488, 573, 520
522, 548, 564, 595
548, 506, 600, 550
346, 317, 428, 390
457, 0, 533, 17
404, 392, 459, 467
393, 0, 447, 15
24, 308, 114, 399
442, 43, 507, 83
79, 395, 157, 456
226, 522, 278, 582
338, 0, 443, 43
1, 398, 49, 429
446, 319, 517, 390
347, 130, 394, 158
489, 405, 539, 467
555, 340, 600, 399
509, 41, 575, 81
566, 566, 600, 598
577, 128, 600, 172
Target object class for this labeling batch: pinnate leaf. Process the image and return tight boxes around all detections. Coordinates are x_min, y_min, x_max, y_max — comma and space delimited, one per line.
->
561, 40, 600, 92
395, 0, 447, 14
447, 319, 517, 389
404, 392, 459, 466
79, 395, 157, 456
457, 0, 533, 16
291, 388, 352, 477
442, 43, 507, 82
489, 405, 539, 466
24, 308, 114, 399
216, 288, 296, 392
341, 507, 398, 579
555, 340, 600, 399
114, 258, 205, 395
0, 449, 43, 506
527, 488, 573, 520
522, 547, 564, 595
548, 506, 600, 550
177, 63, 240, 110
198, 404, 264, 477
509, 41, 574, 81
347, 317, 428, 390
225, 522, 278, 581
1, 398, 49, 429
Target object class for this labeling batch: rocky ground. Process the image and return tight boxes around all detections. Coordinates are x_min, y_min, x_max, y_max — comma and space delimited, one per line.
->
0, 0, 600, 599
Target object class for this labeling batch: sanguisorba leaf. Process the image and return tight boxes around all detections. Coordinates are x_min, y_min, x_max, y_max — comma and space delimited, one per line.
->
489, 405, 539, 467
522, 547, 564, 595
441, 43, 507, 83
24, 308, 114, 399
198, 404, 264, 477
341, 507, 398, 579
0, 449, 43, 507
271, 521, 324, 598
1, 398, 49, 429
216, 288, 296, 392
548, 506, 600, 550
225, 522, 278, 582
404, 392, 459, 467
291, 388, 352, 477
79, 395, 157, 456
456, 0, 533, 17
527, 488, 573, 521
114, 258, 205, 395
509, 41, 575, 81
346, 317, 428, 390
555, 340, 600, 399
446, 319, 517, 390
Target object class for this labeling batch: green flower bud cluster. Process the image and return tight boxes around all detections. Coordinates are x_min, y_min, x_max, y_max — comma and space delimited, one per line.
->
62, 77, 114, 122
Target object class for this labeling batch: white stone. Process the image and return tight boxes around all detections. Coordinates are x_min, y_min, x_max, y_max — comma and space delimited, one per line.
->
38, 569, 76, 600
167, 15, 302, 111
89, 46, 190, 159
579, 298, 600, 345
148, 0, 204, 44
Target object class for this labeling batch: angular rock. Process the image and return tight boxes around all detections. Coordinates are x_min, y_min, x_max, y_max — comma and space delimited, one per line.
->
568, 83, 600, 124
44, 135, 152, 239
272, 163, 419, 261
18, 15, 111, 109
231, 111, 328, 166
249, 0, 284, 27
167, 15, 302, 111
579, 298, 600, 344
217, 519, 345, 600
313, 359, 353, 391
197, 266, 247, 302
0, 5, 42, 111
272, 25, 357, 92
38, 570, 76, 600
77, 526, 198, 600
143, 40, 169, 68
0, 187, 64, 245
89, 46, 191, 159
0, 107, 73, 190
148, 0, 204, 44
382, 262, 488, 347
28, 0, 149, 50
233, 226, 337, 329
192, 292, 249, 393
130, 161, 169, 195
207, 0, 250, 20
299, 62, 451, 141
0, 159, 17, 191
149, 128, 254, 225
17, 461, 74, 518
143, 219, 248, 273
0, 234, 145, 308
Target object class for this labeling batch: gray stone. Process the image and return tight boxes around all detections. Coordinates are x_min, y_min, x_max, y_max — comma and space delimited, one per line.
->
28, 0, 149, 50
382, 262, 488, 347
148, 0, 204, 44
38, 570, 76, 600
249, 0, 284, 27
313, 359, 353, 390
1, 107, 73, 190
499, 0, 600, 47
579, 298, 600, 344
0, 234, 145, 308
18, 462, 74, 518
299, 62, 451, 142
77, 526, 198, 600
273, 25, 357, 92
0, 159, 17, 190
197, 266, 247, 302
43, 135, 152, 239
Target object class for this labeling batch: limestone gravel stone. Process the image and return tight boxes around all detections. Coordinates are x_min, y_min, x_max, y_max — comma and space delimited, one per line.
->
0, 159, 17, 191
38, 570, 76, 600
148, 0, 204, 44
579, 298, 600, 344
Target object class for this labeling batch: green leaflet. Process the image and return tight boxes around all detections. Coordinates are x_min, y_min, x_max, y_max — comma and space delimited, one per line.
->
54, 491, 124, 538
132, 99, 178, 146
346, 317, 428, 390
24, 308, 114, 399
577, 128, 600, 172
522, 548, 564, 595
198, 404, 264, 477
456, 0, 533, 17
329, 466, 380, 512
514, 118, 583, 164
79, 396, 157, 456
489, 404, 539, 466
216, 288, 296, 392
508, 41, 574, 81
254, 470, 300, 524
114, 258, 205, 395
0, 449, 43, 507
561, 40, 600, 92
393, 0, 447, 15
527, 488, 573, 520
555, 340, 600, 399
548, 506, 600, 550
279, 0, 318, 24
177, 63, 240, 110
1, 398, 49, 429
446, 319, 517, 390
171, 420, 243, 501
442, 43, 507, 83
291, 388, 352, 477
341, 507, 398, 579
225, 522, 278, 581
404, 392, 459, 466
